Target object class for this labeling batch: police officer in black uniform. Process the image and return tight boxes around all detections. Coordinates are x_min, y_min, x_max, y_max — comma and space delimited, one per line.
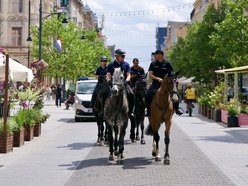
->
91, 56, 108, 109
145, 49, 183, 116
130, 58, 146, 89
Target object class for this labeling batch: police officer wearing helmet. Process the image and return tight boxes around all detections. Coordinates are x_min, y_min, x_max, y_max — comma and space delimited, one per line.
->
106, 49, 135, 117
145, 49, 183, 116
130, 58, 146, 88
91, 56, 108, 112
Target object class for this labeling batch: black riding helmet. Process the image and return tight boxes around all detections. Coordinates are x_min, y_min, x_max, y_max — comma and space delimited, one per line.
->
101, 56, 107, 61
114, 49, 126, 56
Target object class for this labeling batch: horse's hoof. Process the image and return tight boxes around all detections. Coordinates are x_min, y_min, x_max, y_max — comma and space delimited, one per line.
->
109, 155, 114, 161
116, 159, 123, 165
155, 157, 161, 162
136, 135, 140, 141
131, 139, 135, 143
140, 139, 146, 144
152, 152, 156, 157
100, 140, 105, 146
164, 159, 170, 165
114, 151, 119, 156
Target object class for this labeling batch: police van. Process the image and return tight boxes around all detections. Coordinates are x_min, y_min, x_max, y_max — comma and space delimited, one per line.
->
74, 77, 97, 122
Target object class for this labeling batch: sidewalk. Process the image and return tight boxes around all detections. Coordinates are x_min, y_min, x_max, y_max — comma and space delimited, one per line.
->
174, 103, 248, 186
0, 101, 247, 185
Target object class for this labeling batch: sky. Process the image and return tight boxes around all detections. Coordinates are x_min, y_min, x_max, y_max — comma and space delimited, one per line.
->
84, 0, 195, 71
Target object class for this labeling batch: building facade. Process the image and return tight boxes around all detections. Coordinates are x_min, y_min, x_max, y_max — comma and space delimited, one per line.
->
0, 0, 98, 67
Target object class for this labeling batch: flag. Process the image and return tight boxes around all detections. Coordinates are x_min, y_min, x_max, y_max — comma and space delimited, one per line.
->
54, 38, 62, 54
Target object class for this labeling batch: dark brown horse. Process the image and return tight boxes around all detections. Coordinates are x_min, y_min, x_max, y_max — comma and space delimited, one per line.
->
93, 75, 109, 145
145, 71, 180, 165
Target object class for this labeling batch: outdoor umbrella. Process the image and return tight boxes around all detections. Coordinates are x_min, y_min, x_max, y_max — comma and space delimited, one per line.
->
0, 54, 34, 82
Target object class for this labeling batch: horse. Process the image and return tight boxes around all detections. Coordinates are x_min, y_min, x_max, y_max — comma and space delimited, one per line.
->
104, 67, 129, 164
130, 76, 147, 144
93, 75, 109, 146
145, 71, 180, 165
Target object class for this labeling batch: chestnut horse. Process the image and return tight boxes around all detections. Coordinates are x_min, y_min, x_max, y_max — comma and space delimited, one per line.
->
145, 71, 180, 165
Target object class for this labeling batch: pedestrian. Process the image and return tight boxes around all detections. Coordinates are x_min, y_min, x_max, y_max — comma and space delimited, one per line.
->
64, 92, 75, 109
55, 84, 62, 107
91, 56, 108, 110
46, 85, 52, 101
130, 58, 146, 89
106, 49, 135, 117
51, 84, 56, 100
145, 49, 183, 116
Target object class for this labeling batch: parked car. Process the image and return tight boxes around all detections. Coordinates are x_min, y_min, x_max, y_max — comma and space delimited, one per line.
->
74, 78, 97, 122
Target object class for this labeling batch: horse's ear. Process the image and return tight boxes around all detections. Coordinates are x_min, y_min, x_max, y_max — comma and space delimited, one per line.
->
175, 70, 181, 77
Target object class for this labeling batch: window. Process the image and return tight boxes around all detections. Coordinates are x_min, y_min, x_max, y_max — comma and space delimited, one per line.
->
12, 27, 22, 46
12, 0, 23, 13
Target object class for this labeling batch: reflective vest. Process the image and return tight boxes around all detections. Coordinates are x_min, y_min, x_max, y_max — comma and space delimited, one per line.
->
185, 88, 196, 100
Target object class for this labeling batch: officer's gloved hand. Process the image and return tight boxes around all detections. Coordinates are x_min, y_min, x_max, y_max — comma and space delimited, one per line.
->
108, 81, 112, 87
125, 80, 130, 86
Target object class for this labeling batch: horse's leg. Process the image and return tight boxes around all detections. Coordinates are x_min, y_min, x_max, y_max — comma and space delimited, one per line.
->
99, 116, 105, 146
135, 115, 140, 141
129, 115, 136, 142
164, 119, 172, 165
140, 117, 145, 144
153, 131, 161, 161
95, 115, 101, 144
104, 122, 109, 144
114, 125, 119, 156
107, 124, 114, 161
117, 121, 128, 164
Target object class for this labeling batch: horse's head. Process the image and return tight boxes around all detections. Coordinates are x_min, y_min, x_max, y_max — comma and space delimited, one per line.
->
164, 70, 180, 102
134, 76, 147, 96
111, 67, 125, 96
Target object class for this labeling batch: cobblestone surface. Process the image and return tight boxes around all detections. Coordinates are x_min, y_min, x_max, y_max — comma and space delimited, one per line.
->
65, 122, 235, 186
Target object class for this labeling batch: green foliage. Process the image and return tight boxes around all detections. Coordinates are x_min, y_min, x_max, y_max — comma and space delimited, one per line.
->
240, 106, 248, 114
168, 0, 248, 86
0, 117, 16, 134
14, 109, 37, 127
31, 16, 111, 82
225, 99, 241, 117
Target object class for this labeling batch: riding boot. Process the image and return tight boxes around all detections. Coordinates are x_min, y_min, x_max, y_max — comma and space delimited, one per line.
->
174, 102, 183, 116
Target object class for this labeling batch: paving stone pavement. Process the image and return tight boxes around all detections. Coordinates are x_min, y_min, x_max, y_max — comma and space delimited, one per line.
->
65, 120, 235, 186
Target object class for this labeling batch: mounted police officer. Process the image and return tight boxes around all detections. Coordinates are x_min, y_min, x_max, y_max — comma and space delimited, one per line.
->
145, 49, 183, 116
130, 58, 146, 89
91, 56, 108, 111
106, 49, 135, 117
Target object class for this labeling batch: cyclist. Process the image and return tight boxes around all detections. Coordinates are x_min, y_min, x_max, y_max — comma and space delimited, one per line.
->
184, 84, 197, 113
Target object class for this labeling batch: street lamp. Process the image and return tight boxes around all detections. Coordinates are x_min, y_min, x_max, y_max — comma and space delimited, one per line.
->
26, 0, 32, 68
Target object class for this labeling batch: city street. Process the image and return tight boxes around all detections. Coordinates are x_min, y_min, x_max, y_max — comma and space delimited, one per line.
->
0, 101, 248, 186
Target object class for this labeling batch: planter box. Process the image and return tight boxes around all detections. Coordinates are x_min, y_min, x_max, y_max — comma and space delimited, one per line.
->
13, 127, 25, 147
213, 109, 221, 122
24, 125, 34, 141
0, 133, 13, 153
228, 116, 239, 127
238, 113, 248, 127
34, 122, 41, 137
221, 109, 228, 124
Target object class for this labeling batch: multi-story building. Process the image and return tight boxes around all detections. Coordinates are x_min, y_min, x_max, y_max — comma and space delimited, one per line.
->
156, 27, 167, 51
0, 0, 99, 67
165, 21, 188, 52
191, 0, 221, 22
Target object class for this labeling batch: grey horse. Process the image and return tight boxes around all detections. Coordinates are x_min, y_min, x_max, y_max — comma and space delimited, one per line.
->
104, 67, 129, 164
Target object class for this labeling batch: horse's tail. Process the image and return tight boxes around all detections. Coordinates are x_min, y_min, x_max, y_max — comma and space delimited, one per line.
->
145, 123, 162, 136
145, 124, 153, 136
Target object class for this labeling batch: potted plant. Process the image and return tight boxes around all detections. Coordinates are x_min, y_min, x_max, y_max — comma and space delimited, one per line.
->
0, 117, 15, 153
239, 106, 248, 127
13, 110, 26, 147
225, 99, 240, 127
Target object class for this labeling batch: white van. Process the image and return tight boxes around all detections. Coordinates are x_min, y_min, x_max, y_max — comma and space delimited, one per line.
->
74, 78, 98, 122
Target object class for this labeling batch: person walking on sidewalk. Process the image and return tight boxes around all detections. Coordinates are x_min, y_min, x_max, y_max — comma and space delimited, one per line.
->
145, 49, 183, 116
55, 84, 62, 107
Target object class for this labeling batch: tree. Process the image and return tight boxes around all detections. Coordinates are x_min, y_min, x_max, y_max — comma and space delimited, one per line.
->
31, 15, 111, 82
